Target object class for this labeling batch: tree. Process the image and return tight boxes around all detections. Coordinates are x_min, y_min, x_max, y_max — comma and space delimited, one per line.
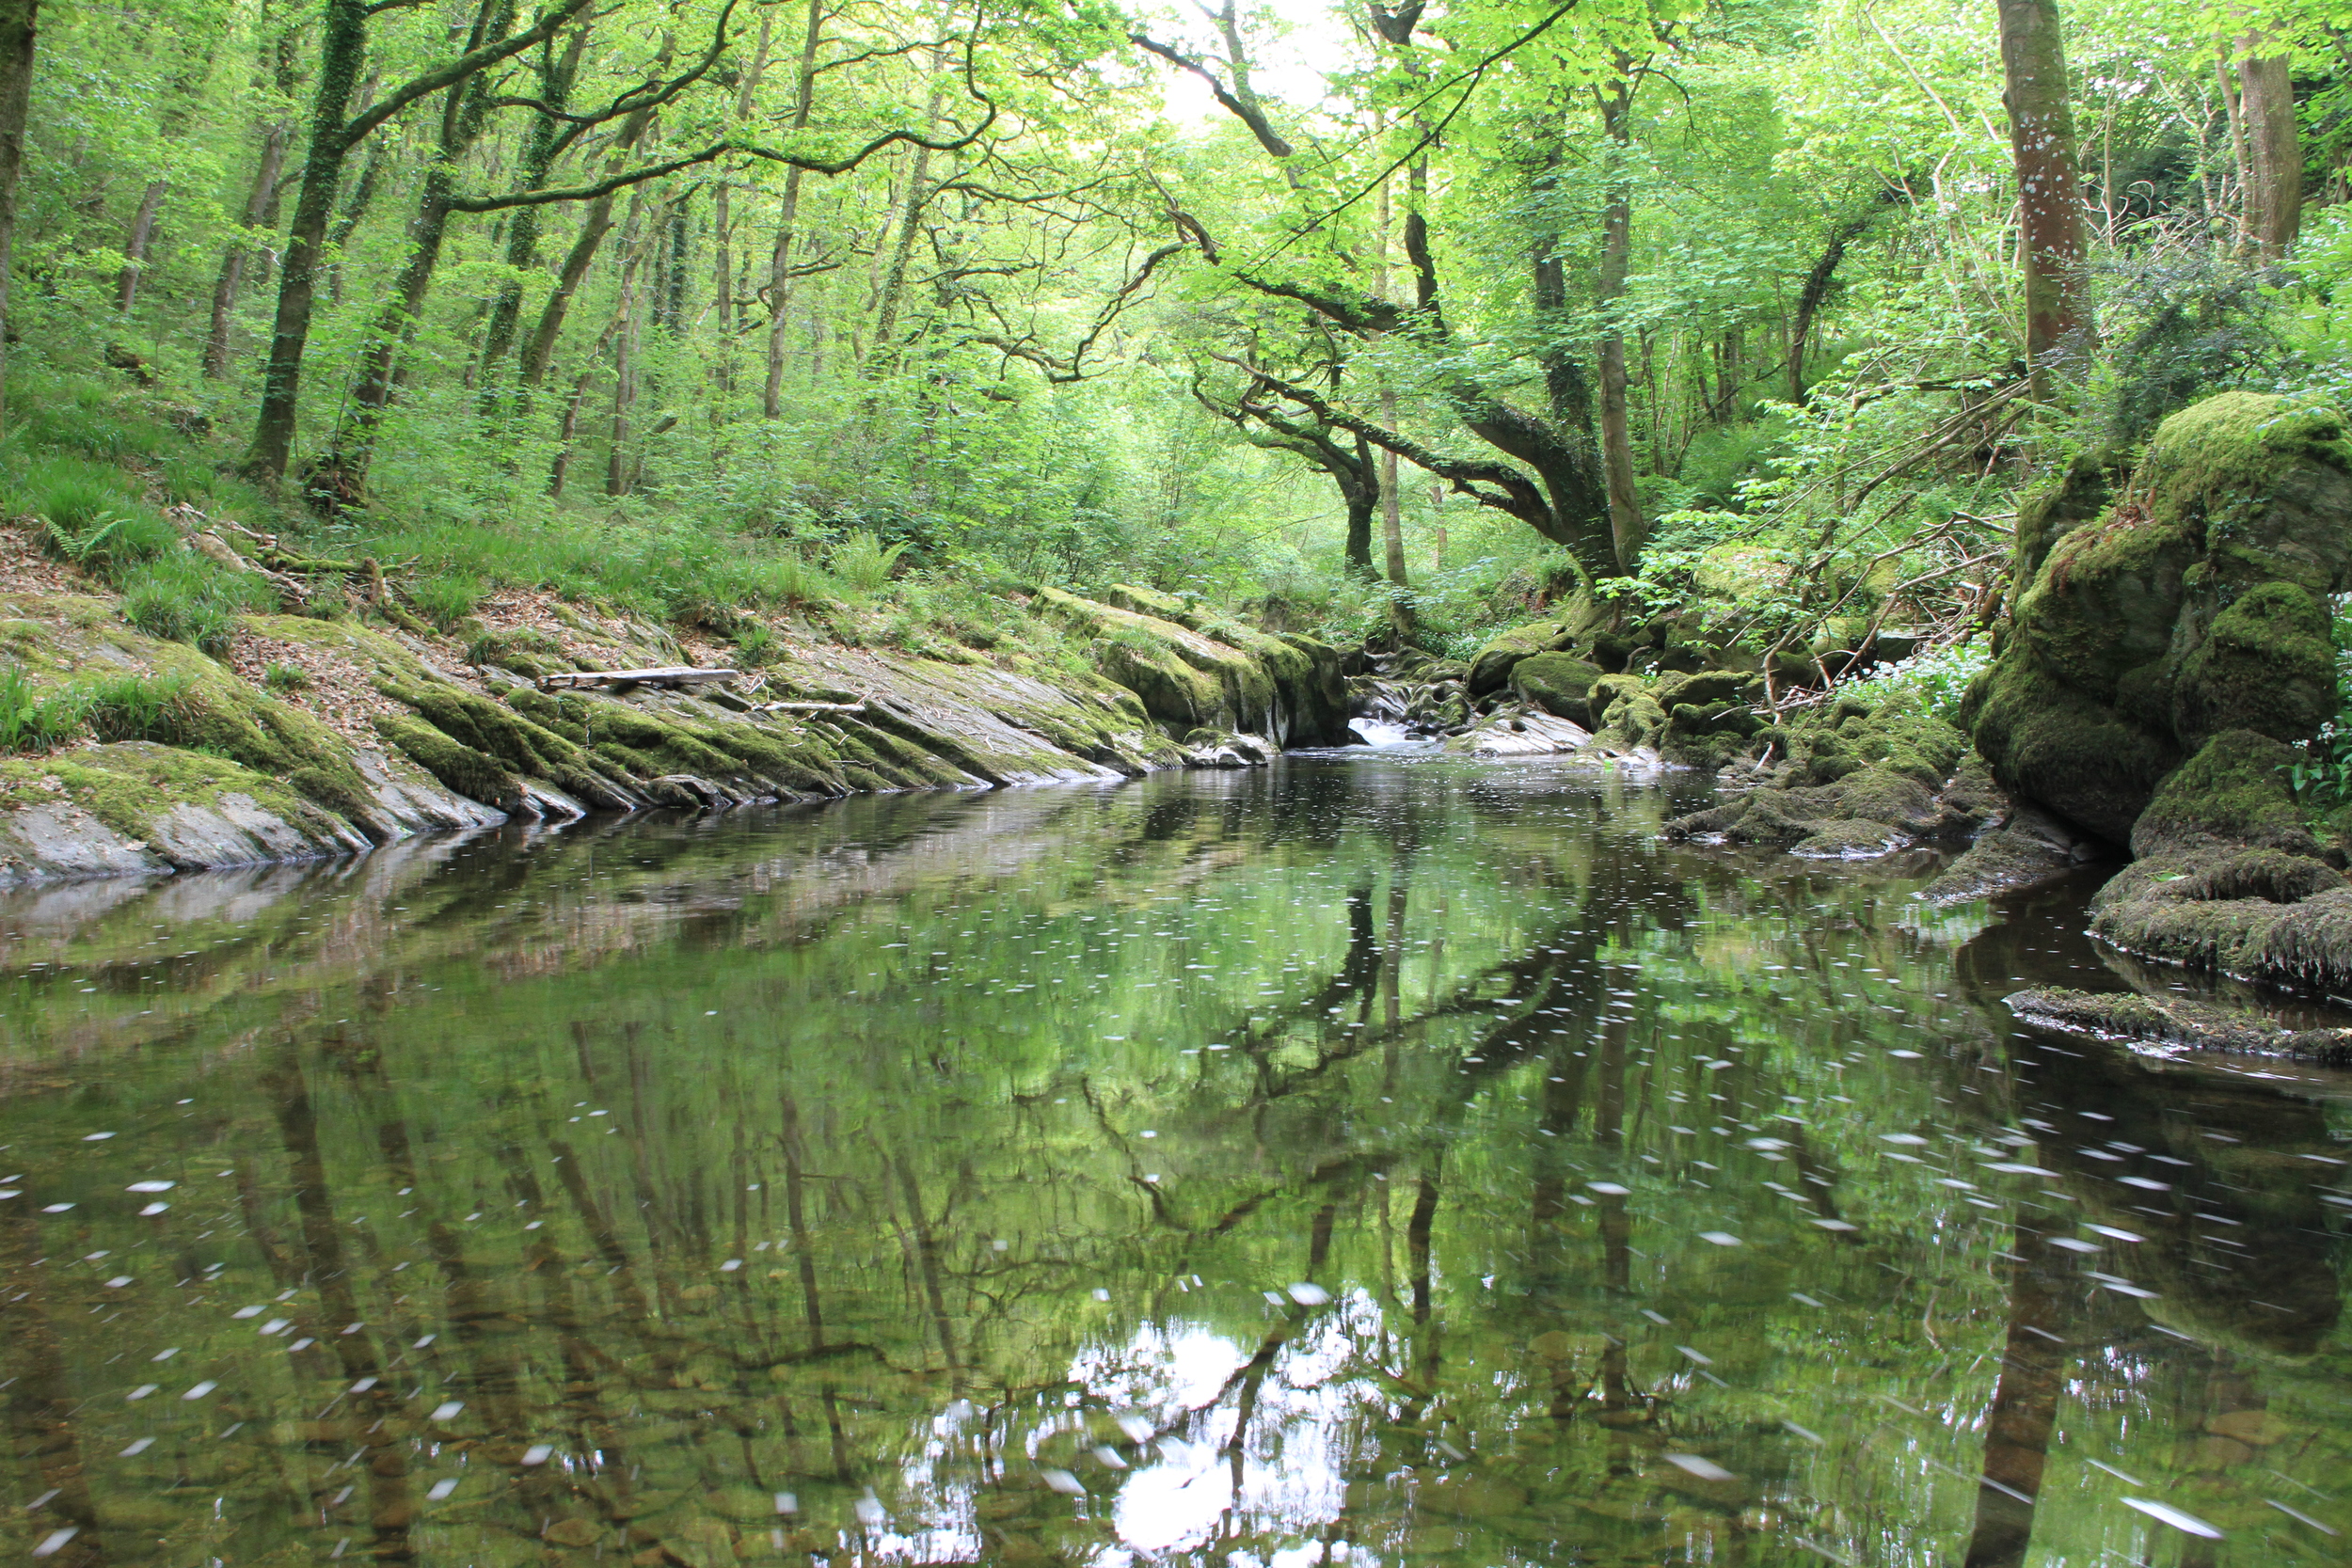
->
241, 0, 604, 486
0, 0, 34, 436
1994, 0, 2090, 388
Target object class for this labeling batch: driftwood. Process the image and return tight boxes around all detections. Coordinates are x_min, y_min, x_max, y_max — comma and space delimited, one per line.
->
540, 666, 739, 691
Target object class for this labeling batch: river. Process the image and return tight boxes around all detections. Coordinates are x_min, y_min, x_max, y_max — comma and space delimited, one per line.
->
0, 754, 2346, 1566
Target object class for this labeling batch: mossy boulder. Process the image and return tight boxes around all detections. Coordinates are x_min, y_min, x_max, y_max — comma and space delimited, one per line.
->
1509, 653, 1604, 721
2087, 730, 2352, 994
1662, 694, 1993, 857
2007, 986, 2352, 1063
1973, 393, 2352, 843
2130, 729, 2322, 859
1468, 620, 1573, 697
2170, 579, 2335, 750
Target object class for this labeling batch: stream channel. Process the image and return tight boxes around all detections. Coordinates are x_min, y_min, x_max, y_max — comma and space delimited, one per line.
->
0, 752, 2346, 1567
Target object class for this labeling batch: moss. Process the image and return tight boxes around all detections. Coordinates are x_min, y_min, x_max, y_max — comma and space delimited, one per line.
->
2129, 730, 2320, 859
116, 667, 380, 826
1968, 657, 2176, 843
381, 679, 621, 802
2011, 451, 2115, 586
1467, 620, 1571, 696
2006, 985, 2352, 1062
2140, 393, 2352, 556
0, 741, 340, 845
2171, 580, 2334, 748
1656, 670, 1758, 710
373, 713, 521, 811
1509, 654, 1603, 721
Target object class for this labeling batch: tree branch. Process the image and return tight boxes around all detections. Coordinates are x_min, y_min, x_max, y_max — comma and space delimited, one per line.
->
341, 0, 601, 150
1128, 32, 1295, 158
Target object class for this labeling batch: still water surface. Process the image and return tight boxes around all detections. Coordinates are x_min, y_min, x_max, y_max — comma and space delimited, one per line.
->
0, 756, 2347, 1567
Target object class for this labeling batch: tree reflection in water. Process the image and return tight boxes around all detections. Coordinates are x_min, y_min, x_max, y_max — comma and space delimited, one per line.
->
0, 759, 2344, 1566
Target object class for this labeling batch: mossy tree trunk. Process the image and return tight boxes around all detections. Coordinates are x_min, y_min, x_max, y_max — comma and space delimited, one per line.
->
241, 0, 599, 487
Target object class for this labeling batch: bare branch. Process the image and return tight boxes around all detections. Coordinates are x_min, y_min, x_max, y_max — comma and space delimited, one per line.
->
1128, 32, 1295, 158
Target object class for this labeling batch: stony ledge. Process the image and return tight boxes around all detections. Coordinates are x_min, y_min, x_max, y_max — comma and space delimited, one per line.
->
0, 579, 1353, 890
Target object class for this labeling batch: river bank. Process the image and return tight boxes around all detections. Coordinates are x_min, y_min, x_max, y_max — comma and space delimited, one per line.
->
0, 528, 1363, 888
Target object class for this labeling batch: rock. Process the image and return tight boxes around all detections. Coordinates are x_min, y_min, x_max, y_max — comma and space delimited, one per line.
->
2086, 730, 2352, 994
1915, 802, 2103, 905
2004, 986, 2352, 1062
1039, 587, 1349, 745
1447, 710, 1593, 756
1508, 654, 1605, 721
545, 1519, 603, 1549
1662, 695, 1994, 858
1969, 392, 2352, 842
1468, 620, 1574, 696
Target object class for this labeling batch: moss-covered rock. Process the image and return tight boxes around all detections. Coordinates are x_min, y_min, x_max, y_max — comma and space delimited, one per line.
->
1662, 694, 1993, 857
374, 713, 523, 812
2170, 580, 2335, 750
1509, 653, 1604, 721
2084, 730, 2352, 995
1038, 587, 1348, 744
1467, 619, 1573, 697
1972, 391, 2352, 844
2006, 986, 2352, 1063
2130, 729, 2321, 859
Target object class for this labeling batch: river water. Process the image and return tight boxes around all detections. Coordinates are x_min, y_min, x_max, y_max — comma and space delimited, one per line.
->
0, 755, 2346, 1568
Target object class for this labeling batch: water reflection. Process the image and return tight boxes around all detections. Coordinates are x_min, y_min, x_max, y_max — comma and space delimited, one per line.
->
0, 758, 2344, 1567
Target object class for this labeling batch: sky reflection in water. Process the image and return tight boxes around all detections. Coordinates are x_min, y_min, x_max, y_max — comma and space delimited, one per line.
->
0, 755, 2345, 1568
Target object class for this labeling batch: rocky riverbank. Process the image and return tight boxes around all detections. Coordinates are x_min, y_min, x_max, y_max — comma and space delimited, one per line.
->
0, 533, 1352, 888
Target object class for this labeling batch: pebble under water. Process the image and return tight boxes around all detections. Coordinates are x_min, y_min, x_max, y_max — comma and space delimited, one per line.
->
0, 753, 2346, 1568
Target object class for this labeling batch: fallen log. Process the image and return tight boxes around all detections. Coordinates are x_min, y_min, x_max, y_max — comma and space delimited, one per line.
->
540, 666, 739, 691
754, 700, 866, 714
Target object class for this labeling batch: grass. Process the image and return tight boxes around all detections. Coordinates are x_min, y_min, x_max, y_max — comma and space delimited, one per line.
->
82, 672, 192, 742
119, 554, 274, 656
0, 664, 89, 753
0, 667, 193, 754
262, 661, 312, 693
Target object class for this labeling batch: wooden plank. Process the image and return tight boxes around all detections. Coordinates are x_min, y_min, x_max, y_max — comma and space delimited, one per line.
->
539, 666, 739, 690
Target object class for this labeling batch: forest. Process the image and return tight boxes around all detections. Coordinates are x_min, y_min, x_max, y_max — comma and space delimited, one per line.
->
0, 0, 2336, 674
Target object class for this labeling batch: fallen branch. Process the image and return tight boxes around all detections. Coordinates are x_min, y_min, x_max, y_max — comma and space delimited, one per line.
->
540, 666, 739, 691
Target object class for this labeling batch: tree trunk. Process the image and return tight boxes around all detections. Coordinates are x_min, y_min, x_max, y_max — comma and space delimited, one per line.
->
2236, 41, 2302, 257
313, 0, 514, 506
762, 0, 823, 419
1374, 172, 1406, 586
869, 110, 942, 369
322, 136, 388, 307
1379, 394, 1406, 585
518, 91, 660, 388
1788, 191, 1899, 404
204, 121, 286, 378
1995, 0, 2090, 389
1597, 82, 1644, 569
1343, 447, 1375, 576
478, 19, 589, 386
606, 306, 638, 496
0, 0, 38, 437
242, 0, 371, 484
115, 179, 165, 313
